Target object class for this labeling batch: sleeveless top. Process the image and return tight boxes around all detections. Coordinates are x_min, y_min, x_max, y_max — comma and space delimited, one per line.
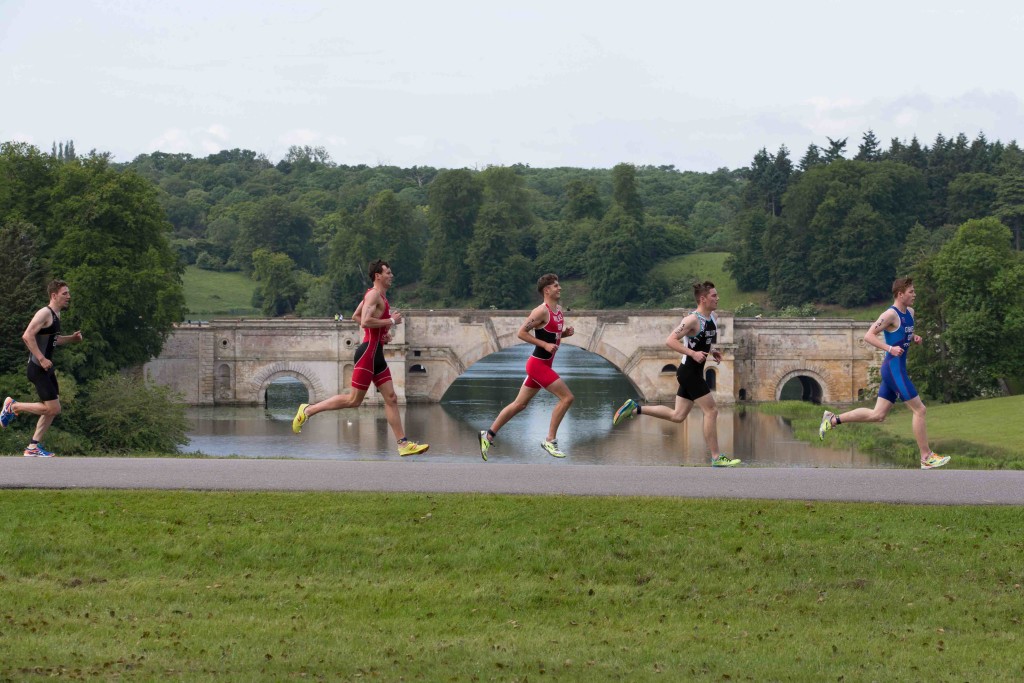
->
29, 306, 61, 366
531, 303, 564, 360
361, 289, 391, 344
883, 306, 914, 365
680, 311, 716, 369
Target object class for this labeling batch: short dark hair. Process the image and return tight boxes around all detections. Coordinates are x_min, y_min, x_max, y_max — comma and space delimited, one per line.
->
692, 280, 715, 303
892, 277, 913, 297
47, 279, 68, 297
368, 259, 391, 283
537, 273, 559, 294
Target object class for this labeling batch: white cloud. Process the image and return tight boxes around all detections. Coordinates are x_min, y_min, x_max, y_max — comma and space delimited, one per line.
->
147, 125, 234, 156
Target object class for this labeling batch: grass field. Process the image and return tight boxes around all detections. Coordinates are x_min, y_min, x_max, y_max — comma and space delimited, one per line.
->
881, 394, 1024, 459
182, 266, 259, 318
1, 490, 1021, 681
651, 252, 769, 312
760, 396, 1024, 469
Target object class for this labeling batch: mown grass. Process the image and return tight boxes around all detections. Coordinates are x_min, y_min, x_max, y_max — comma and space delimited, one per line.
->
182, 266, 259, 318
0, 490, 1021, 681
651, 252, 769, 312
757, 396, 1024, 469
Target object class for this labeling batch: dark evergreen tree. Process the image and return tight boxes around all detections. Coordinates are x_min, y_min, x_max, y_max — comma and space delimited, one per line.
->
995, 173, 1024, 250
798, 143, 824, 171
855, 130, 882, 161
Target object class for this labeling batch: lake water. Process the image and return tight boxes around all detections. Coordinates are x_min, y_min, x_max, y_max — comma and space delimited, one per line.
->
184, 345, 885, 468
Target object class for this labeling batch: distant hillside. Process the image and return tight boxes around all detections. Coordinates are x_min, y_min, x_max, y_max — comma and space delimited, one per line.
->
182, 267, 259, 318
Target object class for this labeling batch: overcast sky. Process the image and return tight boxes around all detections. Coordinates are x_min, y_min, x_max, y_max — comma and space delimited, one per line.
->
3, 0, 1022, 172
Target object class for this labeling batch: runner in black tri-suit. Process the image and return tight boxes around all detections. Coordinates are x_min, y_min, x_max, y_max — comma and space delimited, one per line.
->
1, 280, 84, 457
611, 281, 741, 467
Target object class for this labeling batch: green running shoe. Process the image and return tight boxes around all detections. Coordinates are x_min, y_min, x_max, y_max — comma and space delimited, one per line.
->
292, 403, 309, 434
920, 453, 950, 470
541, 440, 565, 458
711, 454, 741, 467
479, 430, 491, 461
613, 398, 639, 426
818, 410, 835, 440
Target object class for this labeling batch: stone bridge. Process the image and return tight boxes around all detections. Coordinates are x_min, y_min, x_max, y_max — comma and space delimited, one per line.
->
143, 311, 879, 406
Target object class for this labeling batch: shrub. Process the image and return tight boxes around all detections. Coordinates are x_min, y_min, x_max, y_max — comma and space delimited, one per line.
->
80, 374, 189, 453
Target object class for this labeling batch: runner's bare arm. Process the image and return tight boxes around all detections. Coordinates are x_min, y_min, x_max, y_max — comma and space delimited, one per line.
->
360, 290, 398, 328
863, 309, 898, 352
665, 315, 697, 357
56, 331, 83, 345
21, 308, 51, 365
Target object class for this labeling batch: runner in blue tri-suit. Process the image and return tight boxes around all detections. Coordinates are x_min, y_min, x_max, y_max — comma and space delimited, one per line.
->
818, 277, 950, 470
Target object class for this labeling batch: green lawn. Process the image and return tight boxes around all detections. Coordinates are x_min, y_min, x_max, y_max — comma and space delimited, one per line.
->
651, 252, 769, 311
182, 266, 260, 318
762, 395, 1024, 468
1, 490, 1021, 681
881, 394, 1024, 458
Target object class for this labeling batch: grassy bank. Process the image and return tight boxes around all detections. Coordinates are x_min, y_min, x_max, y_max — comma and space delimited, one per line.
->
651, 252, 769, 311
1, 490, 1021, 681
759, 396, 1024, 469
182, 266, 259, 318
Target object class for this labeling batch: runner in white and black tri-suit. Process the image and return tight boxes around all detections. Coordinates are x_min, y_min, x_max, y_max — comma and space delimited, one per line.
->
611, 280, 741, 467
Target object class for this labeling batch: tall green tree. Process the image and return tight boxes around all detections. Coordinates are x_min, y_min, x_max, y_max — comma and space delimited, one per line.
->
725, 210, 773, 291
424, 170, 483, 299
364, 189, 426, 285
995, 173, 1024, 250
466, 203, 533, 308
946, 173, 999, 225
611, 163, 644, 223
585, 205, 643, 306
252, 249, 305, 316
233, 196, 316, 272
47, 155, 186, 382
799, 143, 824, 171
823, 137, 848, 163
466, 168, 536, 307
561, 179, 603, 221
0, 220, 49, 375
0, 142, 57, 236
910, 218, 1024, 400
855, 130, 882, 161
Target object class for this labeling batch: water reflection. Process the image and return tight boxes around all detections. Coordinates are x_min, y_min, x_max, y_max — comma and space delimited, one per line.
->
185, 345, 885, 467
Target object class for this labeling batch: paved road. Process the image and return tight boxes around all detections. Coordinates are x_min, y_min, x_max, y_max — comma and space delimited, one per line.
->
2, 457, 1023, 504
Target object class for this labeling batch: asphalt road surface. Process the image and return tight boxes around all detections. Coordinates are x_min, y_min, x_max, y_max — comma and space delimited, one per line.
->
3, 457, 1023, 505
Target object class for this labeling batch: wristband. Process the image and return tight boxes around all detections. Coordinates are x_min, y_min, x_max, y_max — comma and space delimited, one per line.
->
887, 345, 892, 354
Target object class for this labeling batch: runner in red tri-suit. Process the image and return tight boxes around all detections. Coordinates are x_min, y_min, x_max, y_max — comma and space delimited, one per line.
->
291, 259, 428, 457
478, 273, 576, 460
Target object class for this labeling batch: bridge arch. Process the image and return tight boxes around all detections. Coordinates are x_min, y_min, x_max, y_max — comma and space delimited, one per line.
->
437, 339, 643, 401
249, 362, 327, 406
774, 368, 829, 404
